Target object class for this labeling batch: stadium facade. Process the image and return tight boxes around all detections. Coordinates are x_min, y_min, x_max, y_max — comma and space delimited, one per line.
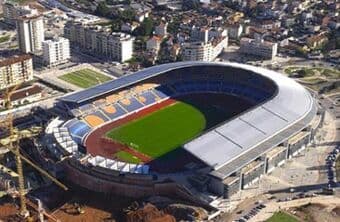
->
45, 62, 322, 203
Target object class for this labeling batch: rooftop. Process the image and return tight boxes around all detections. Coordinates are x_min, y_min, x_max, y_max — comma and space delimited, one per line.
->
0, 54, 32, 67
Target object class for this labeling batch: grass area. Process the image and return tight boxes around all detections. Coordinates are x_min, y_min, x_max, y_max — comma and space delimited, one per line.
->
115, 151, 141, 164
336, 155, 340, 182
0, 35, 10, 43
7, 0, 33, 4
313, 67, 340, 79
284, 67, 317, 77
298, 77, 327, 84
106, 102, 206, 160
58, 68, 112, 88
284, 66, 340, 79
266, 211, 299, 222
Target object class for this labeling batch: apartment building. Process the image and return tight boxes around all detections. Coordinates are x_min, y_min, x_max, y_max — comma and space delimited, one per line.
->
239, 37, 278, 60
2, 2, 32, 26
182, 36, 228, 61
64, 22, 134, 62
16, 9, 45, 54
182, 37, 228, 61
42, 37, 70, 67
0, 54, 33, 90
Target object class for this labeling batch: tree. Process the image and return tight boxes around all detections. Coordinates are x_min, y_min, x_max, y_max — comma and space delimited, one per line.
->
120, 8, 135, 22
136, 18, 154, 37
95, 2, 110, 17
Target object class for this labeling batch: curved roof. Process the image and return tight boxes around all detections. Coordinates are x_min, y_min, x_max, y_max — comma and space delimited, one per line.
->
60, 62, 316, 179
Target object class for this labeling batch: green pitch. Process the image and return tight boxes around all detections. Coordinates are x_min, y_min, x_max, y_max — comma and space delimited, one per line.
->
106, 102, 206, 160
114, 151, 141, 164
59, 68, 112, 88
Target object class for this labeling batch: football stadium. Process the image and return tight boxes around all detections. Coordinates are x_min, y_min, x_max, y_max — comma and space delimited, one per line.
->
45, 62, 322, 202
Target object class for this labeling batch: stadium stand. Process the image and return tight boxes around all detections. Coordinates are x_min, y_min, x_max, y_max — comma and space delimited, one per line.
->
93, 98, 106, 107
84, 114, 106, 127
64, 119, 91, 144
53, 127, 78, 155
118, 97, 144, 112
88, 155, 149, 174
139, 91, 157, 105
101, 103, 127, 120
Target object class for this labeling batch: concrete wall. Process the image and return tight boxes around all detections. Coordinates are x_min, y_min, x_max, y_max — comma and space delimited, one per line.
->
288, 132, 311, 158
241, 162, 265, 189
266, 149, 287, 174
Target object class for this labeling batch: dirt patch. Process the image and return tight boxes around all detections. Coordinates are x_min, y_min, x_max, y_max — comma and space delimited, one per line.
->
290, 203, 340, 222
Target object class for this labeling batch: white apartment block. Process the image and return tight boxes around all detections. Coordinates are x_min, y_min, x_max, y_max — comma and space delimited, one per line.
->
182, 36, 228, 61
239, 37, 278, 59
182, 42, 213, 61
0, 54, 33, 90
42, 37, 70, 67
64, 22, 134, 63
16, 10, 45, 54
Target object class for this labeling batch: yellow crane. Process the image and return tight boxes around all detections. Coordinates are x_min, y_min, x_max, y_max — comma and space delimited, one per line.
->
0, 83, 68, 218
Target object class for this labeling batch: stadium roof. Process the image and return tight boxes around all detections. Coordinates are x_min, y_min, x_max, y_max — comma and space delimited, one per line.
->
60, 62, 316, 180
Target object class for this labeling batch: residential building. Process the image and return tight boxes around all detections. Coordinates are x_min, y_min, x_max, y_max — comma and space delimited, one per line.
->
0, 84, 42, 107
64, 22, 134, 62
182, 36, 228, 61
42, 37, 70, 67
16, 9, 45, 54
2, 2, 32, 26
0, 54, 33, 90
306, 33, 328, 49
121, 22, 139, 33
155, 22, 168, 37
182, 42, 213, 61
135, 11, 149, 22
227, 23, 243, 39
239, 37, 278, 59
146, 36, 162, 53
191, 26, 209, 43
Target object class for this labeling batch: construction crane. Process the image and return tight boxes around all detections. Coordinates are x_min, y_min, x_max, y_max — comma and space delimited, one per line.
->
0, 83, 68, 218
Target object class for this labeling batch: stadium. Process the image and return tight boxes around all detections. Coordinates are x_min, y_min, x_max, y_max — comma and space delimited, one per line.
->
45, 62, 321, 202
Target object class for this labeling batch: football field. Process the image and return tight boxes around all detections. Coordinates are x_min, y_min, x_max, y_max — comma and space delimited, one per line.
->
106, 101, 206, 161
58, 68, 112, 88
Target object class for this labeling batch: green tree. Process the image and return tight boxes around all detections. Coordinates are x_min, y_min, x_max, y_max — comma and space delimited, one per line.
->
95, 2, 110, 17
137, 18, 154, 37
120, 8, 135, 22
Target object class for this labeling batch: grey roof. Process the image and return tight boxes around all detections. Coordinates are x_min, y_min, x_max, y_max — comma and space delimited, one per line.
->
180, 63, 316, 180
60, 62, 316, 180
60, 62, 209, 103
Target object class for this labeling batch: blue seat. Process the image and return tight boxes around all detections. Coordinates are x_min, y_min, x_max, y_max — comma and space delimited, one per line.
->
140, 91, 157, 105
92, 110, 110, 122
101, 103, 127, 120
119, 97, 144, 112
66, 119, 91, 144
